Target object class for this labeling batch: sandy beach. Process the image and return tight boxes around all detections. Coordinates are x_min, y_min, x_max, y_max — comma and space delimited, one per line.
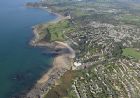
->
25, 6, 75, 97
37, 41, 75, 84
25, 40, 75, 98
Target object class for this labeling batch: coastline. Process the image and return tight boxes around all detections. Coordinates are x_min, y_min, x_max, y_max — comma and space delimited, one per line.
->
24, 6, 75, 98
22, 1, 140, 98
30, 7, 71, 47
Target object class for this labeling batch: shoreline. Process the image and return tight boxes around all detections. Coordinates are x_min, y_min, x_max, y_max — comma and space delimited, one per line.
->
24, 6, 75, 98
30, 7, 71, 47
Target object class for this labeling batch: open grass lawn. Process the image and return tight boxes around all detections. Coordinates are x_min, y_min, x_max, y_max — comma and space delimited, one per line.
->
121, 15, 140, 21
47, 20, 70, 42
122, 48, 140, 59
120, 14, 140, 26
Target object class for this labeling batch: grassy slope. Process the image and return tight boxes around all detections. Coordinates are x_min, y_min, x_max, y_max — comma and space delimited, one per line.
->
122, 48, 140, 59
44, 71, 78, 98
38, 20, 70, 42
47, 20, 70, 41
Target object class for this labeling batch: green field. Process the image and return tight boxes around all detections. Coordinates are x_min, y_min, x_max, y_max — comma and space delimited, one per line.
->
46, 20, 70, 42
120, 15, 140, 26
122, 48, 140, 59
122, 15, 140, 21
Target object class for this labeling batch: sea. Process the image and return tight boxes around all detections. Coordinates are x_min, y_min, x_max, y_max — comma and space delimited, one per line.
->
0, 0, 56, 97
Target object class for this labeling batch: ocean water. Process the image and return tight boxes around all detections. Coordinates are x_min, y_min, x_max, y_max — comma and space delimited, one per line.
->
0, 0, 56, 97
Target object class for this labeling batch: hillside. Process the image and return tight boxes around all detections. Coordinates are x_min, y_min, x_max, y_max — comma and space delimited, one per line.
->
24, 0, 140, 98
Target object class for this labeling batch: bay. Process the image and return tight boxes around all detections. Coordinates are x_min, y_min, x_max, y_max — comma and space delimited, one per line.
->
0, 0, 56, 97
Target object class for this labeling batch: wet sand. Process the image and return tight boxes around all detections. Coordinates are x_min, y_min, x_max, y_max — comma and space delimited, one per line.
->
38, 41, 75, 84
25, 41, 75, 98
